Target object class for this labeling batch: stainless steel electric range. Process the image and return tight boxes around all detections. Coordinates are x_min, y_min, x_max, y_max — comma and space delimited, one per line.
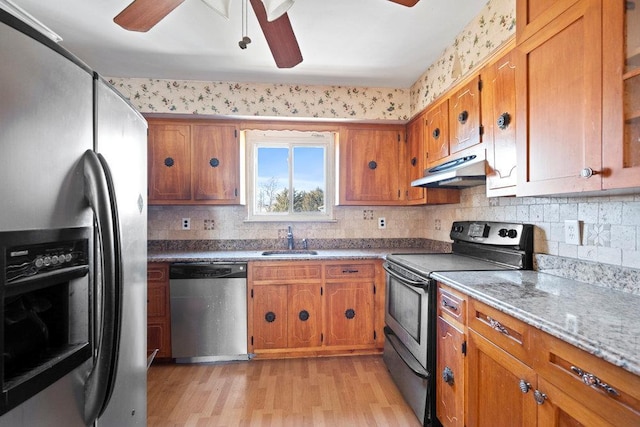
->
383, 221, 533, 426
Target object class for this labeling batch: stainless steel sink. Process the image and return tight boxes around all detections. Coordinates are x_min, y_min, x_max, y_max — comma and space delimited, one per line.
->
260, 250, 318, 256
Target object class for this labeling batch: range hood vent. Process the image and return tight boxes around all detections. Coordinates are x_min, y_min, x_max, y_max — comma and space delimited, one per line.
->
411, 154, 486, 188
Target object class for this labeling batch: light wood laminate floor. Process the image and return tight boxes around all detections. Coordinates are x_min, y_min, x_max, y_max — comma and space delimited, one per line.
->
147, 355, 422, 426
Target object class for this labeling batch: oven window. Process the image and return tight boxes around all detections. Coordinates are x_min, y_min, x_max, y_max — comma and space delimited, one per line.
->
388, 277, 422, 342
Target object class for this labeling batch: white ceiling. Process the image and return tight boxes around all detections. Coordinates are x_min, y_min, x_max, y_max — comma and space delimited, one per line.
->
9, 0, 488, 88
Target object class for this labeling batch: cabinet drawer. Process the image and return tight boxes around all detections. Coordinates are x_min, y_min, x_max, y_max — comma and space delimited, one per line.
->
324, 262, 376, 280
437, 285, 466, 325
251, 262, 322, 282
532, 330, 640, 427
468, 299, 533, 366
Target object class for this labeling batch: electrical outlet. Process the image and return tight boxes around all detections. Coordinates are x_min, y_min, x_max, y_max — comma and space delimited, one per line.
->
182, 218, 191, 230
378, 217, 386, 229
564, 220, 581, 245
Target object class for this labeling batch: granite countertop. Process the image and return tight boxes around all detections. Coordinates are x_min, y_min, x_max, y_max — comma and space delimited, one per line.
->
147, 248, 403, 263
431, 270, 640, 376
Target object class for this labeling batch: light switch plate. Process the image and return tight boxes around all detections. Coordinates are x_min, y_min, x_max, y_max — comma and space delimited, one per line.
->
564, 220, 581, 245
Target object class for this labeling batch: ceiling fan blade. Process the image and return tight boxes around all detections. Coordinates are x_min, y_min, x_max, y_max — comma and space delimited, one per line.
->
388, 0, 420, 6
249, 0, 303, 68
114, 0, 185, 32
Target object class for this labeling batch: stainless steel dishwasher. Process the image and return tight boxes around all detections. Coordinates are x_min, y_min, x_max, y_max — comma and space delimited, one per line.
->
169, 263, 249, 363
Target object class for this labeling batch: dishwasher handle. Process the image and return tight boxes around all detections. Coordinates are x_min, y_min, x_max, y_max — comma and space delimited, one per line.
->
170, 263, 247, 280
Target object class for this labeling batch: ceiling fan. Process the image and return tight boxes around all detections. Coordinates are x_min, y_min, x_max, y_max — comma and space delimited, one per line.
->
113, 0, 421, 69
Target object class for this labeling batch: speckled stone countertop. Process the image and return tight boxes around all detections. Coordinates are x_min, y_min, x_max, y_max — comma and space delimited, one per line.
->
147, 248, 400, 263
431, 270, 640, 376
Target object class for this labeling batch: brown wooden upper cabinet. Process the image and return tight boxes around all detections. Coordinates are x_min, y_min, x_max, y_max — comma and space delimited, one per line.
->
425, 75, 482, 169
516, 0, 640, 196
482, 47, 518, 197
339, 124, 406, 205
147, 119, 241, 205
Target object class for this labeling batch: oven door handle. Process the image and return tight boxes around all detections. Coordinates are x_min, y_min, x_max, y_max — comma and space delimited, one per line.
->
383, 263, 430, 289
384, 326, 429, 379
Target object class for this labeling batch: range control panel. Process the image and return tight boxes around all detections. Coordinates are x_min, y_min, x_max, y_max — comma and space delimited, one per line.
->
450, 221, 533, 249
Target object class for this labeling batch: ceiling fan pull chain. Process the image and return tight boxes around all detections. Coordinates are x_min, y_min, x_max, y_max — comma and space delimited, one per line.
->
239, 0, 252, 49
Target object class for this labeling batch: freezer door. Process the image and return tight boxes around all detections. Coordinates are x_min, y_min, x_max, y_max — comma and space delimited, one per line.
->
0, 16, 93, 232
93, 77, 148, 426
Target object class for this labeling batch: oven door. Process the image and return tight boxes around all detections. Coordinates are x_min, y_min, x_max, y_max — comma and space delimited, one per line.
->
383, 262, 432, 368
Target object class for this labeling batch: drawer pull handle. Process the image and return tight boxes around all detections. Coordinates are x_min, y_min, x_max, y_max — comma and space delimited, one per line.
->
570, 366, 620, 396
487, 316, 509, 336
342, 269, 359, 274
519, 379, 531, 394
442, 300, 459, 312
533, 390, 547, 405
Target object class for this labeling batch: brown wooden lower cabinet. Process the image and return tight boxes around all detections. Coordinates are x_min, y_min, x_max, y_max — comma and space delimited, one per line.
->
436, 283, 640, 427
147, 262, 171, 360
248, 259, 384, 358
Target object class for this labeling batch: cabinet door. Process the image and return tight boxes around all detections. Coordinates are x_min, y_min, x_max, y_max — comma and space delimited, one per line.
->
252, 285, 288, 350
467, 330, 537, 427
515, 0, 603, 196
449, 76, 482, 155
325, 282, 375, 346
436, 317, 465, 427
288, 284, 322, 348
536, 377, 615, 427
192, 124, 240, 202
425, 99, 450, 166
148, 123, 191, 201
516, 0, 580, 42
602, 0, 640, 189
341, 127, 404, 204
405, 113, 426, 204
147, 263, 171, 358
483, 50, 518, 197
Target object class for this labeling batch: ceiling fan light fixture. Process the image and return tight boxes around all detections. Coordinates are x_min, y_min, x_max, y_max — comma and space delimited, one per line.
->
261, 0, 295, 21
201, 0, 232, 18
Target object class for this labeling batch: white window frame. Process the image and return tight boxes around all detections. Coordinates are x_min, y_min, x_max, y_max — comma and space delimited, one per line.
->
245, 130, 336, 222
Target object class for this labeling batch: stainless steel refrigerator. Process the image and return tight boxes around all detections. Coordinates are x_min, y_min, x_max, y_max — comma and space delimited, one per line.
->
0, 3, 147, 426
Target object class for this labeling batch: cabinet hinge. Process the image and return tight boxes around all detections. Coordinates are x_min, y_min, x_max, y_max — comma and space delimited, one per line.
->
321, 333, 324, 343
398, 189, 401, 199
479, 125, 484, 136
234, 129, 238, 138
234, 188, 238, 197
462, 341, 467, 356
478, 79, 483, 91
251, 289, 254, 298
374, 330, 377, 340
320, 287, 323, 296
373, 284, 376, 294
251, 336, 254, 346
397, 133, 401, 142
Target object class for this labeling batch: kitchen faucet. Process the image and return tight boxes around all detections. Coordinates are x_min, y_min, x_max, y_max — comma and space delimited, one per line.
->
287, 226, 294, 250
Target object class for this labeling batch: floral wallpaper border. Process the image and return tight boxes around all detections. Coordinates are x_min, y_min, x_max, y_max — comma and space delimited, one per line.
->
108, 0, 516, 122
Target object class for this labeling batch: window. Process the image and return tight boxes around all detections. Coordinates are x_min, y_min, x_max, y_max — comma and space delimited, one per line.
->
245, 130, 335, 221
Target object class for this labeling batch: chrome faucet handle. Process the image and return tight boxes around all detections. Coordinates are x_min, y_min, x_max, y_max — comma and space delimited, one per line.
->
302, 238, 308, 249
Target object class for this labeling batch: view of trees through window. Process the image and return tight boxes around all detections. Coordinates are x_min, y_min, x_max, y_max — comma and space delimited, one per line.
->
256, 146, 326, 214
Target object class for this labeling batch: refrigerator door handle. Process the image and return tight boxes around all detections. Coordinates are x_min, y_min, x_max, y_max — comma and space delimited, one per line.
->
82, 149, 123, 425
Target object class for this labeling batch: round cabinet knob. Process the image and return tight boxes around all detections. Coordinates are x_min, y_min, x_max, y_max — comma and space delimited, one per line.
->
498, 228, 508, 237
432, 128, 441, 139
534, 390, 548, 405
209, 158, 220, 167
265, 311, 276, 323
298, 310, 310, 321
164, 157, 175, 167
507, 229, 518, 239
497, 112, 511, 130
580, 167, 597, 178
368, 161, 377, 170
458, 110, 469, 124
442, 367, 455, 386
411, 157, 417, 167
345, 308, 356, 319
519, 379, 531, 394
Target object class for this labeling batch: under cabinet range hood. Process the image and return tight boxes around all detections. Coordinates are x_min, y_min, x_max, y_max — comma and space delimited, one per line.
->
411, 153, 487, 188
